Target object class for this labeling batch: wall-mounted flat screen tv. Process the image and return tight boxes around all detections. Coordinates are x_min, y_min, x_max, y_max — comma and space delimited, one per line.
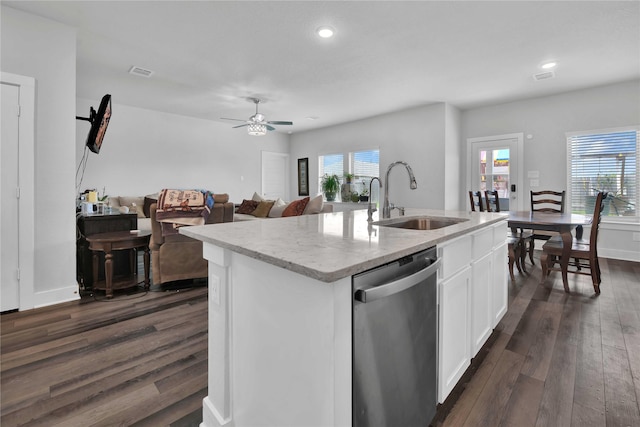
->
77, 94, 112, 154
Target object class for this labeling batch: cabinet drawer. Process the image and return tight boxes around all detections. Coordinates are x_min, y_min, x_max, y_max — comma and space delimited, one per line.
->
438, 235, 471, 280
472, 227, 493, 259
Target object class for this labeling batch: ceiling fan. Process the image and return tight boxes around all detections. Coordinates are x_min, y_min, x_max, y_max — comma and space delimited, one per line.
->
221, 98, 293, 136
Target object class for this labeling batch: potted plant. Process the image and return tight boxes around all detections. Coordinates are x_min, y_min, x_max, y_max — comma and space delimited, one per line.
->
344, 173, 354, 184
350, 191, 360, 203
321, 174, 340, 202
359, 188, 369, 202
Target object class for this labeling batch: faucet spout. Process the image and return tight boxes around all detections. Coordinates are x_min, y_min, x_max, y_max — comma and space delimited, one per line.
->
382, 161, 418, 219
367, 177, 382, 222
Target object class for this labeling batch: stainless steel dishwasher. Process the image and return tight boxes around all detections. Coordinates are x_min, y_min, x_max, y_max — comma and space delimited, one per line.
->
353, 246, 440, 427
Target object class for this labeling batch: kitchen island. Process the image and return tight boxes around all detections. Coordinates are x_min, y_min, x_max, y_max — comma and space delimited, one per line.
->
181, 208, 507, 427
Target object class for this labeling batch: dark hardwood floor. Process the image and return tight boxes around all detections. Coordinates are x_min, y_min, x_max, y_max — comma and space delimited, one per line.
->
435, 255, 640, 427
1, 282, 208, 427
2, 254, 639, 426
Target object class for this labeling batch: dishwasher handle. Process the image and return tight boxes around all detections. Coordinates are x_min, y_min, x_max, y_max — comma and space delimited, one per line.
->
354, 258, 441, 303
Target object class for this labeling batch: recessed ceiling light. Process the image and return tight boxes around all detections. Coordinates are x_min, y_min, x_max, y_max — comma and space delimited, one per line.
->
306, 116, 319, 120
316, 26, 335, 38
541, 61, 557, 69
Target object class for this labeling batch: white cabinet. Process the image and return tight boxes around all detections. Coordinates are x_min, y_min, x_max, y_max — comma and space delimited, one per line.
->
470, 252, 492, 356
437, 235, 471, 403
438, 262, 470, 403
437, 220, 508, 403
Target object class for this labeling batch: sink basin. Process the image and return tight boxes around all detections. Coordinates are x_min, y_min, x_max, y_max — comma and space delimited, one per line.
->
373, 216, 469, 230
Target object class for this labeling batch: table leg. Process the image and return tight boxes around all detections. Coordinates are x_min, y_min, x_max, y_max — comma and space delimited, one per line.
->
105, 250, 114, 298
559, 231, 572, 293
92, 252, 99, 286
143, 247, 150, 291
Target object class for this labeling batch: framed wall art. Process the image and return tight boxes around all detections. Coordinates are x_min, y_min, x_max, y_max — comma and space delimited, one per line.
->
298, 158, 309, 196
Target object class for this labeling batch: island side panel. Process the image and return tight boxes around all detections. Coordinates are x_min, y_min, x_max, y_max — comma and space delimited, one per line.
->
201, 242, 352, 427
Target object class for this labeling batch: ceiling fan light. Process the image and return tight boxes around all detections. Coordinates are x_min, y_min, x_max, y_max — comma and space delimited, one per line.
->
247, 123, 267, 136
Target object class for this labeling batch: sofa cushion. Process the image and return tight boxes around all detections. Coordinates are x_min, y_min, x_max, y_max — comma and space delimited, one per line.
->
237, 199, 260, 214
282, 197, 310, 217
252, 200, 275, 218
302, 194, 324, 215
119, 196, 145, 218
252, 192, 265, 202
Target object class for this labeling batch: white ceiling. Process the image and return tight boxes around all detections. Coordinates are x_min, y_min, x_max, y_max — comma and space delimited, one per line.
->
5, 1, 640, 134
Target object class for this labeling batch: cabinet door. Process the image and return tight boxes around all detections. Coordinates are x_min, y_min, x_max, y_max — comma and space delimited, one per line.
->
438, 266, 470, 403
470, 252, 492, 357
491, 241, 508, 327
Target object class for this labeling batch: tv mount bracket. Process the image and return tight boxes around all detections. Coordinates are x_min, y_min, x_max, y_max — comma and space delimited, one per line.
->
76, 106, 97, 123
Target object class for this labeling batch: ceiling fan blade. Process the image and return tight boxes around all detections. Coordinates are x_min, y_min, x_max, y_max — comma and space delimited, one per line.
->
267, 121, 293, 125
220, 117, 247, 122
232, 123, 249, 129
266, 125, 276, 131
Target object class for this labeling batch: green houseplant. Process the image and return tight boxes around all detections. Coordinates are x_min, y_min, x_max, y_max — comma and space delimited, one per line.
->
344, 172, 354, 184
321, 174, 340, 201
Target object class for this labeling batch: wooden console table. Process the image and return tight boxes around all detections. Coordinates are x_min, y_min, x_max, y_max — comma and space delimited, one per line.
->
76, 211, 137, 290
86, 230, 151, 298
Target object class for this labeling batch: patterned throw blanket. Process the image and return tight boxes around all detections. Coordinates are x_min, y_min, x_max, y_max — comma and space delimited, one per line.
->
155, 189, 215, 236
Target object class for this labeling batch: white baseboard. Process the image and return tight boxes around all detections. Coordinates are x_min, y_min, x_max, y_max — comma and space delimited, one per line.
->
598, 248, 640, 263
33, 285, 80, 309
202, 396, 230, 427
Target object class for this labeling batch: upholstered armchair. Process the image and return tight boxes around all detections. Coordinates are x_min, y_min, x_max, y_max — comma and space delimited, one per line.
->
149, 194, 233, 285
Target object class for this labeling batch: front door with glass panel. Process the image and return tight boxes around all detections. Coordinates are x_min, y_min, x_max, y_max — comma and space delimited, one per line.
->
469, 134, 523, 212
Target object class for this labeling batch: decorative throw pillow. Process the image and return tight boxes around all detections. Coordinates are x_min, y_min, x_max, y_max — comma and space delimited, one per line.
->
252, 192, 265, 202
282, 197, 310, 217
268, 199, 289, 218
237, 199, 260, 214
302, 194, 324, 215
251, 200, 275, 218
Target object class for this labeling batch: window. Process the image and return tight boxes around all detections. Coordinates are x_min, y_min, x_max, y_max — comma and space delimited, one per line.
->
567, 127, 638, 218
318, 149, 380, 202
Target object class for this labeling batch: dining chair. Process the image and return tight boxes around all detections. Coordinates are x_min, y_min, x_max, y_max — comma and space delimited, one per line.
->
485, 190, 535, 268
531, 190, 565, 213
529, 190, 566, 245
468, 191, 484, 212
540, 191, 607, 294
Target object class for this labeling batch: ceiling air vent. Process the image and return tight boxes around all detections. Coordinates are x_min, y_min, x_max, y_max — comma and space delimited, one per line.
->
532, 70, 555, 81
129, 66, 154, 78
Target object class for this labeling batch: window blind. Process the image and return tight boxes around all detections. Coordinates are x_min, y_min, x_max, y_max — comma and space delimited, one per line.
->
353, 150, 380, 178
319, 154, 344, 177
567, 129, 638, 217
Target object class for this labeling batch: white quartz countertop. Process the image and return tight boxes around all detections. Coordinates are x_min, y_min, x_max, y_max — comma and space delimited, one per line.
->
181, 208, 507, 282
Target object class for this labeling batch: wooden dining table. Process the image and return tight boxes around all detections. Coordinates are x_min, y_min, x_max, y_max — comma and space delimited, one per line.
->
508, 211, 592, 292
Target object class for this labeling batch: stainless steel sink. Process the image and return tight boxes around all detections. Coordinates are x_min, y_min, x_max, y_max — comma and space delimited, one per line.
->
373, 216, 469, 230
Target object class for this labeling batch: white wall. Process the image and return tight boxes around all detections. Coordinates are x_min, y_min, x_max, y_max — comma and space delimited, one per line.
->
1, 6, 78, 307
290, 103, 449, 210
462, 79, 640, 261
76, 100, 289, 202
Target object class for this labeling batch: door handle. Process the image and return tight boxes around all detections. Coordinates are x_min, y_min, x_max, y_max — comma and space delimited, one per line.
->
354, 258, 441, 303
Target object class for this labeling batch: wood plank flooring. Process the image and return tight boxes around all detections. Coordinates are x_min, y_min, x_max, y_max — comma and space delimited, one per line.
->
2, 254, 639, 426
1, 283, 208, 427
435, 255, 640, 427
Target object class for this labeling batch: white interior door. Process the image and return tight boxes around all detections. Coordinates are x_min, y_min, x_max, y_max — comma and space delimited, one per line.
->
261, 151, 290, 200
1, 82, 20, 311
467, 133, 524, 212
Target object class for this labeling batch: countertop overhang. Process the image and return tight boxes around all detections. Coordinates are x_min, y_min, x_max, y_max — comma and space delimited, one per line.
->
181, 208, 507, 282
